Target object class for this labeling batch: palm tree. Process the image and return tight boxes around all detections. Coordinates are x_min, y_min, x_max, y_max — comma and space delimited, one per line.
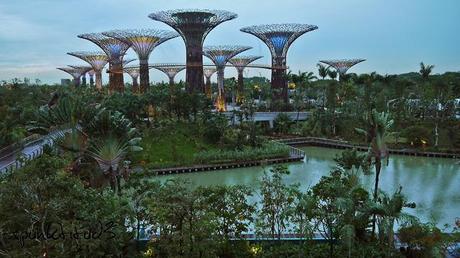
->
419, 62, 434, 81
355, 110, 394, 233
288, 71, 316, 129
317, 63, 329, 80
327, 69, 338, 80
87, 135, 142, 194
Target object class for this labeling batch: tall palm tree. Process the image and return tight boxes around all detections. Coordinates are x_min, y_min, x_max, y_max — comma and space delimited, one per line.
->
419, 62, 434, 81
317, 63, 329, 80
355, 110, 394, 233
327, 69, 338, 80
355, 110, 393, 201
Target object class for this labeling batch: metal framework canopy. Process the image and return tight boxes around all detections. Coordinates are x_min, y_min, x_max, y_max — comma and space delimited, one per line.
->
57, 67, 87, 79
153, 66, 186, 79
319, 59, 366, 74
67, 51, 109, 71
203, 67, 217, 78
68, 65, 92, 73
102, 29, 179, 60
229, 55, 263, 71
124, 67, 140, 78
203, 45, 252, 68
77, 33, 131, 64
148, 9, 237, 43
240, 24, 318, 62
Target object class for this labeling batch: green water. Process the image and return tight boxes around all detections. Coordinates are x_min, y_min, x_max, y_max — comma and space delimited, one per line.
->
161, 147, 460, 228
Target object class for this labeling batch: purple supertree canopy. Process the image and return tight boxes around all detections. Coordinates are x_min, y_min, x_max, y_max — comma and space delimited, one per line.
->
229, 55, 263, 72
240, 24, 318, 59
148, 9, 237, 43
68, 65, 93, 73
203, 45, 252, 68
153, 66, 186, 79
319, 59, 366, 74
67, 51, 109, 71
77, 33, 131, 64
57, 67, 86, 79
102, 29, 179, 60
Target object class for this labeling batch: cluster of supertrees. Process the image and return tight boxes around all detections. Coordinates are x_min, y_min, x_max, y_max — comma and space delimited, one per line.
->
59, 9, 365, 111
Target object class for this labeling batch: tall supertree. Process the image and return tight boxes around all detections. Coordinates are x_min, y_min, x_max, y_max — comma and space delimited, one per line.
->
319, 59, 365, 80
88, 70, 95, 87
203, 45, 251, 112
68, 51, 109, 90
78, 33, 131, 93
57, 66, 91, 87
203, 67, 217, 98
69, 65, 93, 87
229, 55, 262, 104
153, 66, 186, 88
103, 29, 179, 93
124, 67, 140, 92
149, 9, 238, 93
241, 24, 318, 104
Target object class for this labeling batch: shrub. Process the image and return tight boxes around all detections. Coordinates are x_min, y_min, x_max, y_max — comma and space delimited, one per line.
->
273, 113, 293, 134
402, 125, 431, 147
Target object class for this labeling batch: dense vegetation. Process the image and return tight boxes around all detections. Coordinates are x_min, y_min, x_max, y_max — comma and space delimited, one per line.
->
0, 63, 459, 257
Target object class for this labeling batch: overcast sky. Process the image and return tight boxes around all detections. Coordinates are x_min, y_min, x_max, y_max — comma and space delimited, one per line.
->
0, 0, 459, 84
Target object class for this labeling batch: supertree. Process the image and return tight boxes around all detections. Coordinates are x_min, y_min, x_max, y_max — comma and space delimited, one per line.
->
153, 66, 186, 88
241, 24, 318, 104
203, 45, 251, 112
57, 66, 91, 87
149, 9, 237, 93
88, 70, 95, 87
103, 29, 179, 93
68, 51, 109, 90
69, 65, 92, 86
203, 67, 217, 98
124, 67, 140, 92
319, 59, 365, 80
78, 33, 131, 93
229, 55, 262, 104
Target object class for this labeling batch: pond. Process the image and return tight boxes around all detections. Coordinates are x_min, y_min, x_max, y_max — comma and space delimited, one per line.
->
161, 146, 460, 229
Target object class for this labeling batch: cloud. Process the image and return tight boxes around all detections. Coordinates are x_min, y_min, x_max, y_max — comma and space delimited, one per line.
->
0, 6, 49, 41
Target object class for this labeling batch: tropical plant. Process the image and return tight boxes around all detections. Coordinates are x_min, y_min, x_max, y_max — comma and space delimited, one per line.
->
317, 63, 329, 80
419, 62, 435, 81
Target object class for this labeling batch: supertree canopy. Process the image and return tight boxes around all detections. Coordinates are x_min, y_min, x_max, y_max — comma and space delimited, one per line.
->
57, 66, 91, 87
69, 65, 92, 86
103, 29, 179, 93
78, 33, 131, 93
124, 67, 140, 92
319, 59, 365, 79
241, 24, 318, 104
229, 55, 262, 104
203, 67, 217, 98
149, 9, 238, 93
203, 45, 251, 112
153, 66, 185, 87
67, 51, 109, 90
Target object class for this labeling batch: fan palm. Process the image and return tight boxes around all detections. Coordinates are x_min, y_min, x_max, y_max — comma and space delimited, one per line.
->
87, 136, 142, 193
317, 63, 329, 80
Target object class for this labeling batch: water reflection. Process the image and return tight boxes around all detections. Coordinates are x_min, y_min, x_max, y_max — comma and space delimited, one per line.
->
161, 147, 460, 228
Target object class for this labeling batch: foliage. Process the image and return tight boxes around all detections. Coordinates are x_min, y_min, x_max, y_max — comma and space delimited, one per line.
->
402, 125, 431, 147
273, 113, 293, 134
193, 142, 290, 164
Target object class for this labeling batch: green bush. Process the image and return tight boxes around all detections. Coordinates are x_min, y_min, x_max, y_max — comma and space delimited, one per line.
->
273, 113, 293, 134
194, 142, 290, 164
402, 125, 431, 147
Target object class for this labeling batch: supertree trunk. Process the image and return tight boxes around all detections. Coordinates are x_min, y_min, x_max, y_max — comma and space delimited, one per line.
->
185, 38, 204, 93
95, 72, 103, 91
81, 74, 87, 86
73, 77, 81, 87
205, 77, 212, 98
110, 63, 124, 93
132, 77, 139, 93
236, 70, 244, 105
271, 57, 288, 105
169, 77, 175, 89
215, 68, 226, 112
89, 74, 94, 87
139, 59, 149, 93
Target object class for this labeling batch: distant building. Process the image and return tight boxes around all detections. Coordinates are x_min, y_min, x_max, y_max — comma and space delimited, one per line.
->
61, 79, 71, 86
